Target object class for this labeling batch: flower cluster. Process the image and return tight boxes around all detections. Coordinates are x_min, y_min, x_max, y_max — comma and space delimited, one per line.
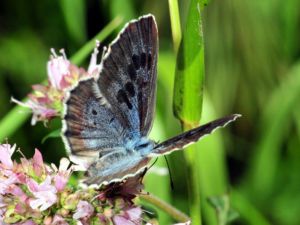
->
0, 144, 148, 225
12, 44, 101, 125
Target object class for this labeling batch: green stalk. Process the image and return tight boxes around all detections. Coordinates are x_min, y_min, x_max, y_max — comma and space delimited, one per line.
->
140, 193, 190, 223
0, 17, 122, 142
168, 0, 182, 52
171, 0, 205, 224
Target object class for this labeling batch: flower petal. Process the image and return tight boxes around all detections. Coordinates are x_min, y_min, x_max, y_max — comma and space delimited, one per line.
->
0, 144, 16, 169
73, 201, 94, 219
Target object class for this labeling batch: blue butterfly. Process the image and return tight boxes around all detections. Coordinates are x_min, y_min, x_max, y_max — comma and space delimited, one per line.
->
62, 14, 240, 185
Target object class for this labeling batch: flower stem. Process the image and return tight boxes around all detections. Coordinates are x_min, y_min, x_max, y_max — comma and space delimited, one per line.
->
0, 17, 122, 142
140, 193, 190, 223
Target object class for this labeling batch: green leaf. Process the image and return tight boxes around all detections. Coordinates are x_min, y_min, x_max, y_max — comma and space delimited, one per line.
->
42, 129, 61, 143
173, 0, 204, 128
207, 194, 239, 225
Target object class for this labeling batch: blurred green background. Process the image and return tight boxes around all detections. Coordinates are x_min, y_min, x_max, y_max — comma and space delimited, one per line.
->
0, 0, 300, 224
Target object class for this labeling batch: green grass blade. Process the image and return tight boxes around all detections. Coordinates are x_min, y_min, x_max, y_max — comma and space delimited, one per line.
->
197, 93, 230, 225
172, 1, 205, 224
0, 17, 122, 142
60, 0, 87, 44
110, 0, 135, 24
231, 190, 271, 225
246, 62, 300, 200
70, 16, 122, 64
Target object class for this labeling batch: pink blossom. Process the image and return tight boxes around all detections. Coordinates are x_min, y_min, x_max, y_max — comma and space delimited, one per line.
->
73, 200, 94, 220
32, 149, 45, 177
15, 220, 37, 225
6, 185, 27, 202
28, 176, 57, 211
0, 144, 16, 169
88, 41, 101, 75
11, 97, 57, 125
12, 44, 101, 125
53, 158, 72, 192
52, 215, 68, 225
0, 174, 18, 195
113, 207, 142, 225
47, 49, 71, 90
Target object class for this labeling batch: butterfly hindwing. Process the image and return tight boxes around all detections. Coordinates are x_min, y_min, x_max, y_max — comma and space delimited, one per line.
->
153, 114, 241, 155
62, 78, 125, 158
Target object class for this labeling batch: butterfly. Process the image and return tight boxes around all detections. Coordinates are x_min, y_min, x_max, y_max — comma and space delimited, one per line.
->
62, 14, 240, 185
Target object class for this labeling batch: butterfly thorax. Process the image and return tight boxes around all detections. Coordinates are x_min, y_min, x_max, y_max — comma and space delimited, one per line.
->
125, 136, 154, 156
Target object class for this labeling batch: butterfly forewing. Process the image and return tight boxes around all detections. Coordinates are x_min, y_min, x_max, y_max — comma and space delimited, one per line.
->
153, 114, 241, 155
97, 15, 158, 137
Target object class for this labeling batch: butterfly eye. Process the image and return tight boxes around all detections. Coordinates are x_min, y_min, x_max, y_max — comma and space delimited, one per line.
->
92, 109, 97, 115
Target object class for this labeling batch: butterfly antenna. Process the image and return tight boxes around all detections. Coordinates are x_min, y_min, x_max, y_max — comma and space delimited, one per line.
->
164, 156, 174, 190
148, 157, 158, 170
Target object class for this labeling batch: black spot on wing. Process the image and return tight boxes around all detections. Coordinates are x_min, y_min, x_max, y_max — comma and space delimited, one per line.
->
127, 64, 137, 81
92, 109, 97, 115
132, 54, 140, 70
109, 117, 115, 124
138, 91, 144, 129
125, 82, 135, 97
140, 52, 146, 68
117, 89, 133, 109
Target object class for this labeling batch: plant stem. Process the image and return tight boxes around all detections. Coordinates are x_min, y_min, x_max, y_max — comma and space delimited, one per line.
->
140, 193, 190, 223
0, 17, 122, 142
168, 0, 182, 53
